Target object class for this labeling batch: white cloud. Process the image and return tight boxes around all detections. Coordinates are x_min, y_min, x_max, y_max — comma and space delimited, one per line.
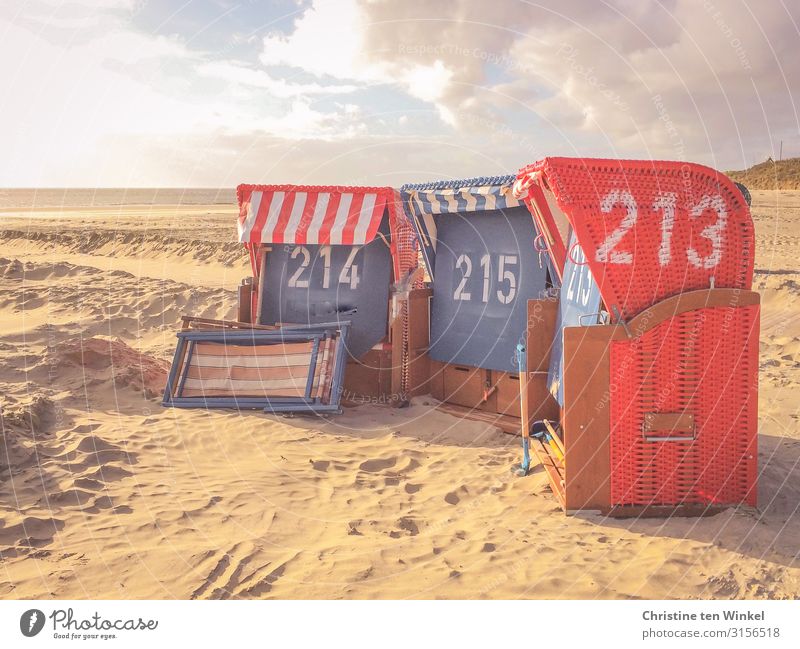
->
86, 29, 195, 66
0, 5, 370, 185
403, 61, 456, 124
493, 0, 800, 165
196, 61, 358, 98
251, 100, 368, 139
258, 0, 460, 126
3, 0, 799, 185
259, 0, 385, 83
0, 12, 288, 187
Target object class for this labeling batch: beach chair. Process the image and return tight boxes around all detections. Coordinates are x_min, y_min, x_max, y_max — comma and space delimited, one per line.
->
399, 176, 560, 430
514, 157, 759, 515
235, 183, 419, 405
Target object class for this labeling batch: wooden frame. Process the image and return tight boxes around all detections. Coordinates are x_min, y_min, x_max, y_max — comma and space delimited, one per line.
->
407, 295, 560, 432
536, 288, 760, 515
162, 323, 351, 414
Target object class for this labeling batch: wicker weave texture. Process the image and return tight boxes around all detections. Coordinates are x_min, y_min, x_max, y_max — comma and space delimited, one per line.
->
609, 304, 759, 506
388, 190, 420, 283
526, 158, 754, 320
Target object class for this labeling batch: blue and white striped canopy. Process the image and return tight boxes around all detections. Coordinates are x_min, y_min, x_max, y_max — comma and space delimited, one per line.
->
402, 175, 522, 214
400, 175, 523, 275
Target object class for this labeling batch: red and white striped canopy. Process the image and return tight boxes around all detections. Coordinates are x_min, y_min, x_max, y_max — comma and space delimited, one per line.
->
237, 184, 392, 245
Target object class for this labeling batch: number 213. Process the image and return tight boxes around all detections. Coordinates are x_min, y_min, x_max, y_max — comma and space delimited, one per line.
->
596, 190, 728, 269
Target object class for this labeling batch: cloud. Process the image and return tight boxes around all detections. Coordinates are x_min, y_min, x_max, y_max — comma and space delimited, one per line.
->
252, 100, 368, 140
258, 0, 463, 126
502, 0, 800, 165
259, 0, 385, 83
3, 0, 800, 186
196, 61, 358, 98
0, 3, 368, 185
76, 129, 532, 188
274, 0, 797, 164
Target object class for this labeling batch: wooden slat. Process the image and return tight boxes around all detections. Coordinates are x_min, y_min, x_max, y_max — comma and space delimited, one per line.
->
320, 337, 336, 403
428, 359, 445, 401
526, 298, 559, 371
531, 438, 566, 509
181, 315, 278, 331
407, 288, 432, 397
525, 372, 560, 421
494, 372, 520, 416
343, 348, 392, 402
183, 377, 309, 391
314, 338, 330, 400
561, 325, 617, 512
626, 289, 760, 337
237, 284, 252, 323
442, 365, 487, 409
192, 352, 312, 368
185, 365, 311, 381
182, 386, 306, 398
194, 341, 313, 357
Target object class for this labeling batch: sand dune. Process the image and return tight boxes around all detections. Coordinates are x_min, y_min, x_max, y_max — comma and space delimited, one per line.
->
1, 194, 799, 599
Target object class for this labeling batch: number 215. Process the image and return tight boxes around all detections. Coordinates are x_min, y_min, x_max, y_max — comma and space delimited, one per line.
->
453, 253, 518, 305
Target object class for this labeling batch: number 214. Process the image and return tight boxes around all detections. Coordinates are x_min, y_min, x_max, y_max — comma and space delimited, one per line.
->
288, 246, 360, 290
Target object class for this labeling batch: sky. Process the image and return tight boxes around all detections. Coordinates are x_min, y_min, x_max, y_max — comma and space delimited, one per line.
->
0, 0, 798, 187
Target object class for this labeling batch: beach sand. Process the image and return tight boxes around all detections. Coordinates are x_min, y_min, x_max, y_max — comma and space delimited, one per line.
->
1, 192, 798, 599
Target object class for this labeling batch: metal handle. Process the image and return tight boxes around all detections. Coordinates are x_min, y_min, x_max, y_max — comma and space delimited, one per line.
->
643, 435, 696, 443
578, 312, 605, 326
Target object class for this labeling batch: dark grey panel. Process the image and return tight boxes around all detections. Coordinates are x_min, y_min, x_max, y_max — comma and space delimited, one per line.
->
429, 206, 550, 372
259, 239, 391, 359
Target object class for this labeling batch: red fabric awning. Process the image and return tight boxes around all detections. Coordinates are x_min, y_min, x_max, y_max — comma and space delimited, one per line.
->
237, 184, 392, 245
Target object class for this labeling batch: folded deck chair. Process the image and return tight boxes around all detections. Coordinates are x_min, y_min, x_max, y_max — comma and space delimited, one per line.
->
162, 322, 350, 414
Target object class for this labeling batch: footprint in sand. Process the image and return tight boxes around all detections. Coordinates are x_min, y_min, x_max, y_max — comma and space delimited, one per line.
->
0, 516, 65, 548
86, 466, 133, 482
310, 460, 330, 472
359, 457, 397, 473
396, 517, 419, 536
70, 423, 102, 435
83, 495, 116, 514
75, 436, 120, 453
73, 477, 105, 491
404, 483, 421, 494
444, 491, 460, 505
93, 496, 114, 509
46, 489, 96, 507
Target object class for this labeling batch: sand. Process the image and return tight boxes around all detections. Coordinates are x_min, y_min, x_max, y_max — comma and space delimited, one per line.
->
1, 192, 798, 599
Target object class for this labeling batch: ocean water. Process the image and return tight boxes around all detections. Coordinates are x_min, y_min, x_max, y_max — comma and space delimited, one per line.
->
0, 188, 236, 209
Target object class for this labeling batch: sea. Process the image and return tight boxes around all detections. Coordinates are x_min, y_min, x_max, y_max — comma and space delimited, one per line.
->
0, 188, 237, 209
